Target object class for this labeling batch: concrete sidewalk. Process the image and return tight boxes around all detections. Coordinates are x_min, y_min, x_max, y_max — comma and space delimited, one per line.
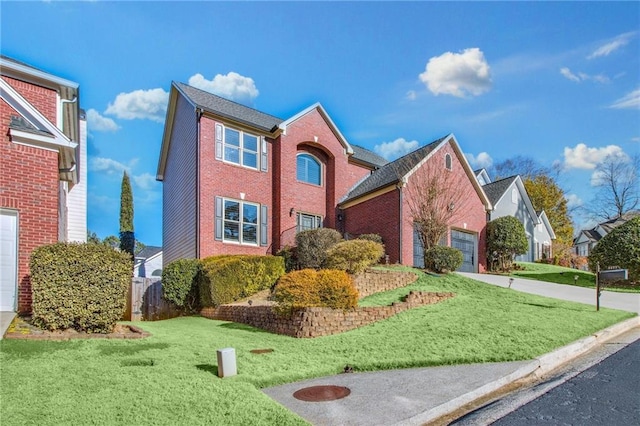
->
0, 311, 16, 340
264, 274, 639, 425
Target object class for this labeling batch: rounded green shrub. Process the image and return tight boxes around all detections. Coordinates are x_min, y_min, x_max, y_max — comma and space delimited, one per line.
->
162, 258, 201, 312
589, 216, 640, 282
357, 233, 384, 245
424, 246, 463, 273
199, 255, 285, 307
487, 216, 528, 271
30, 242, 132, 333
295, 228, 343, 269
275, 245, 298, 272
272, 269, 358, 312
325, 239, 385, 274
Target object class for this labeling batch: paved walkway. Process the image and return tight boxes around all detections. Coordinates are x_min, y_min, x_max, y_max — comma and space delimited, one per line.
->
458, 272, 640, 314
0, 311, 16, 340
264, 274, 639, 425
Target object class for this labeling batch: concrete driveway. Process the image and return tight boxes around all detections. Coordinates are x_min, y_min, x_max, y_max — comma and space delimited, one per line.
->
458, 272, 640, 314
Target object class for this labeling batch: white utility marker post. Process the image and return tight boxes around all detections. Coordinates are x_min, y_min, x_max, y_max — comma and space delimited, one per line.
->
217, 348, 237, 378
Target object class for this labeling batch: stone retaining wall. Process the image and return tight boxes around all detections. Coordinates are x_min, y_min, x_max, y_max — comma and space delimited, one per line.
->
201, 291, 454, 338
352, 269, 418, 298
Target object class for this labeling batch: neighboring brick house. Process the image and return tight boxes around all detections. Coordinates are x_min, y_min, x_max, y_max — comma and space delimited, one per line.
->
478, 173, 555, 262
157, 82, 490, 272
0, 56, 87, 313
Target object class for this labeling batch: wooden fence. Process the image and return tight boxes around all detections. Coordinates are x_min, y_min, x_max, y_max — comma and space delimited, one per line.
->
123, 277, 180, 321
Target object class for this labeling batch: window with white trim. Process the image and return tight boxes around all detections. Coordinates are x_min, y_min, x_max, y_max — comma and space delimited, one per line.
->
511, 188, 518, 204
296, 213, 322, 233
296, 153, 321, 185
221, 127, 259, 169
215, 196, 268, 246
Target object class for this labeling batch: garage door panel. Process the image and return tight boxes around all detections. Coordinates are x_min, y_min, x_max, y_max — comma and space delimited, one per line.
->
451, 229, 477, 273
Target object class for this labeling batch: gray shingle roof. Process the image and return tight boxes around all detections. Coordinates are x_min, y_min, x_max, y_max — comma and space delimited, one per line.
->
350, 145, 388, 168
174, 82, 283, 132
9, 115, 53, 137
135, 246, 163, 260
341, 136, 447, 204
482, 175, 518, 206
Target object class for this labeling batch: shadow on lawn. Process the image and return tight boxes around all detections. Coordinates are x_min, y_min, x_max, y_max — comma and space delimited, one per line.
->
196, 364, 219, 376
100, 342, 170, 356
514, 272, 595, 287
218, 322, 271, 334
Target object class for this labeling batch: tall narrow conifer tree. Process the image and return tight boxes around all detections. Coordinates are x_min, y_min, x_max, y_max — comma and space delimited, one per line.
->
119, 171, 135, 258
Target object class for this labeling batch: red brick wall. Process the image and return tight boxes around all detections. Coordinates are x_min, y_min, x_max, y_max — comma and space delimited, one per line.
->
2, 76, 58, 125
0, 99, 59, 313
198, 116, 273, 257
343, 189, 402, 262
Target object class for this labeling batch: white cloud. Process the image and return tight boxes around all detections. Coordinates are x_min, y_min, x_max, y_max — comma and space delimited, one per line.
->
563, 143, 626, 170
405, 90, 417, 101
188, 72, 259, 105
419, 48, 492, 97
609, 89, 640, 109
374, 138, 419, 160
86, 108, 120, 132
105, 88, 169, 122
565, 193, 583, 209
132, 173, 157, 191
588, 31, 636, 59
465, 152, 493, 169
560, 67, 609, 83
90, 157, 129, 175
631, 137, 640, 143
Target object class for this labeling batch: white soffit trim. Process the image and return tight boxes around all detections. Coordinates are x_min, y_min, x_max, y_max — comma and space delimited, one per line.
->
0, 57, 78, 91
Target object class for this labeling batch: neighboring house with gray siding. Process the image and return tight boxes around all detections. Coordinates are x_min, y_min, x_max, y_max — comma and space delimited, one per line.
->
573, 211, 639, 257
134, 246, 163, 278
478, 171, 554, 262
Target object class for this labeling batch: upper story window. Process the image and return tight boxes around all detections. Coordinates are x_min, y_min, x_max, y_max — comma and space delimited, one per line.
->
224, 128, 258, 169
297, 153, 321, 185
445, 153, 452, 171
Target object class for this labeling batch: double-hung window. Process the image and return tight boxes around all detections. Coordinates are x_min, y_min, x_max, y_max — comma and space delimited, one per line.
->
223, 199, 258, 244
296, 213, 322, 233
221, 127, 259, 169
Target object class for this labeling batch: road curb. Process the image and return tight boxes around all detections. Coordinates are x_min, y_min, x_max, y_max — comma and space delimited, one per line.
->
402, 315, 639, 426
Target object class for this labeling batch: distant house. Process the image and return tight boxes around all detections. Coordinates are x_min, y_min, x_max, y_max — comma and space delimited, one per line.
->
0, 56, 87, 313
573, 211, 639, 257
134, 246, 163, 278
157, 82, 491, 272
477, 171, 554, 262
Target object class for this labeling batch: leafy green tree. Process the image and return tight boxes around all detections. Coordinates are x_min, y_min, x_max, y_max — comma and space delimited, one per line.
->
487, 216, 528, 271
523, 175, 574, 244
588, 216, 640, 282
87, 230, 101, 244
119, 171, 135, 258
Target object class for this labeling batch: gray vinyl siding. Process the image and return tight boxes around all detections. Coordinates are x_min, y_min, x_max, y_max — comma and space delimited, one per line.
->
489, 184, 537, 262
162, 94, 198, 265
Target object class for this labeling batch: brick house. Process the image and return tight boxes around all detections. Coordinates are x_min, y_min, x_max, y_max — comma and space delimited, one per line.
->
157, 82, 490, 272
0, 56, 87, 313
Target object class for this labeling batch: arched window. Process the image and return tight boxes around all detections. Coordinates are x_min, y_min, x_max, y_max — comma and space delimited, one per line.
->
445, 153, 452, 170
297, 153, 321, 185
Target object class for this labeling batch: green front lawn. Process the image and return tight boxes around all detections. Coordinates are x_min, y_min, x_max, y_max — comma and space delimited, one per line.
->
513, 262, 640, 293
1, 270, 635, 425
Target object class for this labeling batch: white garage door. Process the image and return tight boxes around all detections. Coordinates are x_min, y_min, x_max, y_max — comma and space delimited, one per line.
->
0, 210, 18, 311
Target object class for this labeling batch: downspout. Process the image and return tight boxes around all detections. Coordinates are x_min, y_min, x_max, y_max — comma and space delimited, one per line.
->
195, 107, 202, 259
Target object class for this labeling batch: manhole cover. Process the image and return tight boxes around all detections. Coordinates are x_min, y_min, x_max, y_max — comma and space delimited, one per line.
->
293, 385, 351, 402
250, 349, 274, 354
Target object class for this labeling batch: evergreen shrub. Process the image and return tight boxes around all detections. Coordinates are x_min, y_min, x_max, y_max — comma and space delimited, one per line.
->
589, 217, 640, 282
487, 216, 528, 271
272, 269, 358, 313
30, 242, 132, 333
295, 228, 342, 269
325, 240, 385, 274
162, 258, 201, 312
357, 233, 384, 245
199, 255, 285, 307
424, 246, 463, 273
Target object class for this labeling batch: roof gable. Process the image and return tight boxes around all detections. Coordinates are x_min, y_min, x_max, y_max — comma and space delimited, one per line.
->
537, 210, 556, 239
279, 103, 354, 155
483, 175, 539, 224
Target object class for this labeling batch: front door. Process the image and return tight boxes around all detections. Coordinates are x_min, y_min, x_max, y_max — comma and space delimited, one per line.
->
450, 229, 477, 273
0, 210, 18, 311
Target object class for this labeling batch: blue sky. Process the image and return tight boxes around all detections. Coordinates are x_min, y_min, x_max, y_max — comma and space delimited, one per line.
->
2, 1, 638, 247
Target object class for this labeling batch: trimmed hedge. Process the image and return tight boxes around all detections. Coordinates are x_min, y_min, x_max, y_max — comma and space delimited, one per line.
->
424, 246, 463, 273
325, 240, 385, 274
162, 258, 201, 312
199, 255, 285, 307
30, 242, 132, 333
589, 216, 640, 282
296, 228, 342, 269
357, 233, 384, 245
272, 269, 358, 312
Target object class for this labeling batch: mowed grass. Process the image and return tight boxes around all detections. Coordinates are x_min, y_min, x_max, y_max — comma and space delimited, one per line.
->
512, 262, 640, 293
1, 270, 635, 425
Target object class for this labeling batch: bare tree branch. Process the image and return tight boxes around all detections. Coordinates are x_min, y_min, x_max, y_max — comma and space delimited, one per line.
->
587, 153, 639, 221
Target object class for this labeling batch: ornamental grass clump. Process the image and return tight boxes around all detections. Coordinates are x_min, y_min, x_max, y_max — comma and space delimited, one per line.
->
30, 242, 132, 333
325, 239, 385, 274
272, 269, 358, 314
199, 255, 285, 307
